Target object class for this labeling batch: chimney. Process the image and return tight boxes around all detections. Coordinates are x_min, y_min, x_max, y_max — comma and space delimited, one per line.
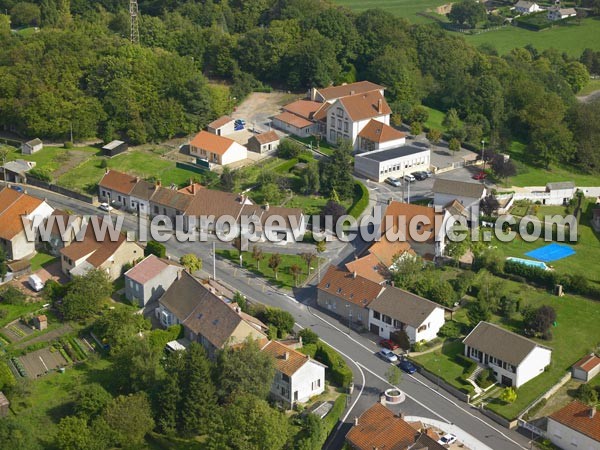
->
391, 280, 395, 287
377, 99, 383, 114
235, 306, 241, 314
395, 412, 405, 420
156, 180, 161, 187
350, 90, 355, 95
354, 416, 359, 426
353, 271, 357, 278
284, 351, 290, 361
105, 168, 109, 174
177, 269, 182, 280
265, 203, 270, 211
379, 394, 386, 405
298, 335, 303, 346
590, 407, 596, 418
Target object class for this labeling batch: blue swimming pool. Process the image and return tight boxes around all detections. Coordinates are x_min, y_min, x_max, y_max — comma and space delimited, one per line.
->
506, 257, 550, 271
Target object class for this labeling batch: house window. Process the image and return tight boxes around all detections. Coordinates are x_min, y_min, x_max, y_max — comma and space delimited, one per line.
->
329, 130, 336, 141
325, 283, 330, 288
383, 315, 392, 325
154, 206, 159, 214
337, 119, 342, 130
282, 374, 290, 383
417, 324, 427, 332
336, 107, 343, 117
373, 311, 380, 320
344, 122, 349, 132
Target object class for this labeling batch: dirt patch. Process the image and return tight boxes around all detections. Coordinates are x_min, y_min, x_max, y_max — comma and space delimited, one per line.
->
232, 92, 300, 132
52, 150, 96, 178
18, 347, 68, 378
2, 321, 34, 343
14, 323, 73, 349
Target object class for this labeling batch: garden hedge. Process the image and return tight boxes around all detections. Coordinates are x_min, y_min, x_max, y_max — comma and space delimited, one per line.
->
347, 181, 369, 219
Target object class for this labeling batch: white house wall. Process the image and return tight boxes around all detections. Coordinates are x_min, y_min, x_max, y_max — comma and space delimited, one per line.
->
547, 418, 600, 450
290, 360, 325, 404
414, 307, 445, 342
515, 347, 552, 387
354, 150, 430, 182
220, 142, 248, 166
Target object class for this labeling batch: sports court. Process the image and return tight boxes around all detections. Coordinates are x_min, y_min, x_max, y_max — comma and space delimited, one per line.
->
525, 243, 576, 262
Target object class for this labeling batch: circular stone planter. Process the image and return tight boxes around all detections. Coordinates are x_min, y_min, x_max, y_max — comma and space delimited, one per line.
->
384, 388, 406, 404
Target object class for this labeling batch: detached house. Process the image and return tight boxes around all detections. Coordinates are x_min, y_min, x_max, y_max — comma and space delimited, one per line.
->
368, 286, 445, 343
124, 254, 182, 307
547, 401, 600, 450
515, 1, 542, 14
247, 131, 280, 154
207, 115, 235, 136
0, 187, 54, 260
317, 266, 384, 328
60, 224, 143, 280
156, 271, 267, 358
189, 131, 247, 166
548, 6, 577, 20
463, 321, 552, 388
261, 340, 326, 407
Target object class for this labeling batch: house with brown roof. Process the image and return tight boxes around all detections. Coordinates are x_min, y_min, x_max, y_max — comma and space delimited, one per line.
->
368, 286, 445, 343
309, 81, 385, 104
325, 91, 392, 149
98, 169, 138, 209
572, 354, 600, 382
261, 340, 326, 407
463, 321, 552, 387
124, 254, 182, 307
317, 266, 384, 329
345, 238, 415, 284
0, 187, 54, 260
247, 130, 280, 154
346, 402, 446, 450
155, 271, 267, 358
547, 401, 600, 449
272, 111, 318, 137
59, 222, 143, 280
207, 115, 235, 136
357, 119, 406, 153
189, 130, 248, 166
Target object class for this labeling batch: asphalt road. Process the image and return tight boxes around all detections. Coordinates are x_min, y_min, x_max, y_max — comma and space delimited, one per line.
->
17, 183, 530, 450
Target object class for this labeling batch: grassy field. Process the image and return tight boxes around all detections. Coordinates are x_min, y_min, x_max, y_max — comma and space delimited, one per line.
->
503, 141, 600, 187
578, 78, 600, 96
335, 0, 447, 23
465, 18, 600, 56
216, 249, 322, 290
416, 277, 600, 418
5, 145, 206, 194
491, 201, 600, 284
29, 252, 57, 272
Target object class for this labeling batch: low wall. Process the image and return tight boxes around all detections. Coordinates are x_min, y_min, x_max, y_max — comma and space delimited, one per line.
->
519, 372, 572, 420
411, 360, 471, 403
25, 176, 97, 204
480, 406, 519, 429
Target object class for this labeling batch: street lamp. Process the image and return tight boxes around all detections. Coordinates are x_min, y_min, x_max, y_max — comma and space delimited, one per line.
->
481, 140, 486, 170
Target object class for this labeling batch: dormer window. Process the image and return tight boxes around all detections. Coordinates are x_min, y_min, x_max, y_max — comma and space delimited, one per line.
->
337, 288, 342, 294
325, 283, 330, 288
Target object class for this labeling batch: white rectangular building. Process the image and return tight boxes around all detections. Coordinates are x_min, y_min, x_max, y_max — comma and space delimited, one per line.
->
354, 145, 431, 182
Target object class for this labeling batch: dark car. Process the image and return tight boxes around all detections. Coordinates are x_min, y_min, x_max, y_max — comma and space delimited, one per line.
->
413, 171, 427, 181
398, 358, 417, 374
9, 185, 24, 193
473, 171, 487, 180
379, 339, 399, 351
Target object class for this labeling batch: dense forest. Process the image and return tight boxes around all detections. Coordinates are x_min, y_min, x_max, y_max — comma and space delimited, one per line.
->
0, 0, 598, 172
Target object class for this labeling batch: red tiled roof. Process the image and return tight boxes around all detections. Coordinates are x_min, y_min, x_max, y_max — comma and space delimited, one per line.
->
346, 403, 434, 450
317, 266, 383, 307
178, 183, 205, 196
313, 103, 330, 121
573, 354, 600, 373
98, 170, 138, 195
261, 340, 314, 377
550, 401, 600, 443
317, 81, 384, 102
382, 201, 439, 241
190, 131, 235, 155
207, 115, 234, 129
273, 111, 314, 129
358, 119, 406, 143
125, 254, 171, 284
338, 91, 391, 122
345, 253, 386, 284
0, 187, 44, 240
283, 100, 323, 120
251, 130, 280, 145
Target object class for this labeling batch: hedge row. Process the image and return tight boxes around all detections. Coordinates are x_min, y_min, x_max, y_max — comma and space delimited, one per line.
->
302, 342, 353, 388
504, 261, 600, 300
347, 181, 370, 219
322, 394, 347, 441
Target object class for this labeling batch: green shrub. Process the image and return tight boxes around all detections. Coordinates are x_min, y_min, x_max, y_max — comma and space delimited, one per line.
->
144, 240, 166, 258
29, 167, 52, 182
347, 181, 369, 219
0, 285, 26, 305
477, 369, 495, 389
438, 321, 465, 339
313, 342, 353, 388
64, 141, 73, 149
298, 328, 319, 345
457, 354, 478, 377
322, 394, 346, 439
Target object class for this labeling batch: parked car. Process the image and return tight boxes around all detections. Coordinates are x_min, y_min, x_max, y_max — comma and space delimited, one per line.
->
378, 348, 398, 363
412, 171, 427, 181
235, 118, 246, 125
398, 358, 417, 374
385, 177, 402, 187
9, 185, 23, 193
437, 434, 457, 446
28, 274, 45, 292
379, 339, 399, 351
473, 171, 487, 180
424, 170, 433, 178
403, 174, 416, 183
99, 202, 113, 212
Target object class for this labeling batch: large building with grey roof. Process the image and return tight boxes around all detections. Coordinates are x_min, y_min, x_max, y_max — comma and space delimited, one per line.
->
463, 321, 552, 387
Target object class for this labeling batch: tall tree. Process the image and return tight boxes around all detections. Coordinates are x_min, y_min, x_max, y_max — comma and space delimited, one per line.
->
268, 253, 282, 280
319, 140, 354, 201
102, 393, 155, 448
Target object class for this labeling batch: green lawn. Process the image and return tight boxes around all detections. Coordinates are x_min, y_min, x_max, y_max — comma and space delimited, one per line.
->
29, 252, 57, 272
335, 0, 449, 23
415, 271, 600, 419
216, 249, 322, 290
578, 78, 600, 96
423, 106, 447, 131
292, 135, 335, 156
413, 340, 474, 393
465, 18, 600, 56
503, 141, 600, 187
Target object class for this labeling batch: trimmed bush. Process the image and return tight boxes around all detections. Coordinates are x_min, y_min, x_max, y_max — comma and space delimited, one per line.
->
347, 181, 369, 219
313, 342, 353, 388
144, 240, 166, 258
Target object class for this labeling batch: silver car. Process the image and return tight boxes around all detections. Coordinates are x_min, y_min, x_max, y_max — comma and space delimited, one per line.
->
378, 348, 399, 363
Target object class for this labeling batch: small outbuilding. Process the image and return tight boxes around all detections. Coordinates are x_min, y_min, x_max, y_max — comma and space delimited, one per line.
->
21, 138, 43, 155
247, 131, 280, 154
207, 116, 236, 136
0, 392, 9, 417
572, 354, 600, 382
1, 159, 36, 183
102, 140, 128, 157
33, 314, 48, 331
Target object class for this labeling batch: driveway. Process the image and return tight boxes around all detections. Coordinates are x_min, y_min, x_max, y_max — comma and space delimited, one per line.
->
231, 92, 299, 132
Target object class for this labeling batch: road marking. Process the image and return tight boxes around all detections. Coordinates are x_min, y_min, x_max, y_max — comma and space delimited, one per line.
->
305, 306, 528, 450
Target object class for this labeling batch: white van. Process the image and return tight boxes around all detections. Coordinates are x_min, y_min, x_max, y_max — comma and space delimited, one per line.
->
28, 274, 45, 292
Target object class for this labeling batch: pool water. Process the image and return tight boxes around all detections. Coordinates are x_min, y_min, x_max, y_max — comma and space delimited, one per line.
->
506, 257, 550, 271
